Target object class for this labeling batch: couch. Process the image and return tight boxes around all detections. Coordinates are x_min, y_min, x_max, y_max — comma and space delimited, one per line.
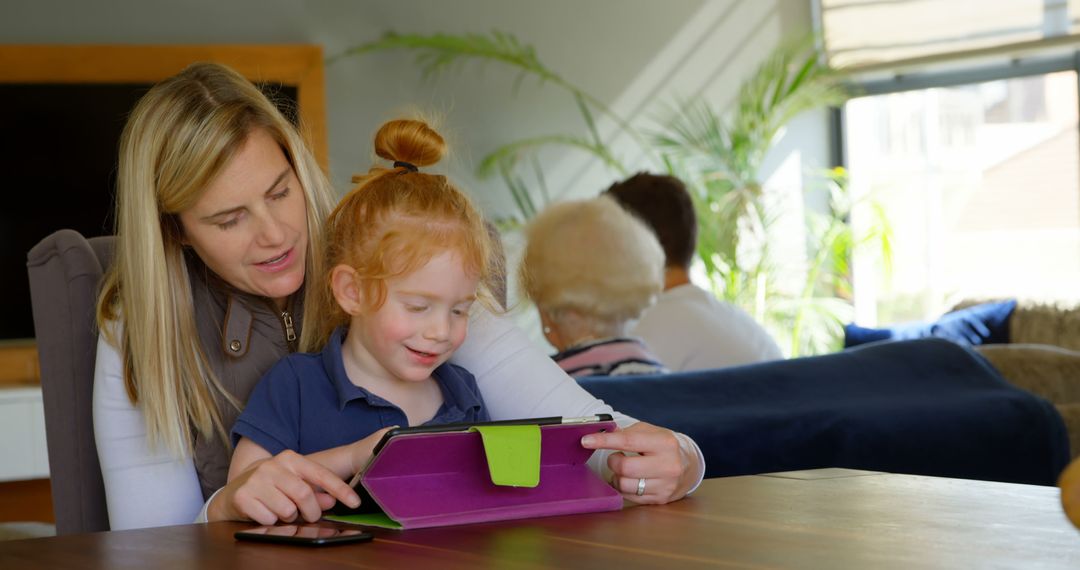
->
579, 338, 1069, 486
965, 299, 1080, 460
844, 298, 1080, 462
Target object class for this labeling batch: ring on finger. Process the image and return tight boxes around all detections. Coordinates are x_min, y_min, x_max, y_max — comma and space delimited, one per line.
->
636, 477, 646, 496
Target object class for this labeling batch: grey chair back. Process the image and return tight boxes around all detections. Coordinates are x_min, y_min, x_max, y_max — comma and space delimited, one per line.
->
27, 229, 114, 535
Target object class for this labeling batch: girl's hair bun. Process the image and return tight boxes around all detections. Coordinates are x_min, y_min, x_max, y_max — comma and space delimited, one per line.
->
373, 119, 446, 168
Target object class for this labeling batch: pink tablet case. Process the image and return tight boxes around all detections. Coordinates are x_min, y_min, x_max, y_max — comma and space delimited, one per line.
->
359, 421, 622, 529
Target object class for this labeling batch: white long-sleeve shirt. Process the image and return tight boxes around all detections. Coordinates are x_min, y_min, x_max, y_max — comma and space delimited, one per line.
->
94, 309, 705, 530
633, 284, 783, 371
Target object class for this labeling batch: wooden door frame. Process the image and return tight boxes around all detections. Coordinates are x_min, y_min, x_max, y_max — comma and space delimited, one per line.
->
0, 44, 328, 384
0, 44, 327, 168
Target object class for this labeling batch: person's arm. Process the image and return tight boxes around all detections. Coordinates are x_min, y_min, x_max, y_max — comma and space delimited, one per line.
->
97, 326, 361, 527
450, 309, 706, 503
229, 437, 274, 480
207, 450, 360, 525
306, 428, 393, 479
93, 332, 205, 530
230, 432, 392, 484
211, 431, 388, 525
214, 359, 385, 526
223, 434, 381, 526
229, 358, 397, 483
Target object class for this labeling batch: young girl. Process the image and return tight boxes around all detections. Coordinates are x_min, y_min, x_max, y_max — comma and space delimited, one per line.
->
227, 119, 498, 483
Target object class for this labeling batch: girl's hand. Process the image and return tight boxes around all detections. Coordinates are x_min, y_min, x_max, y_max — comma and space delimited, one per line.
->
580, 421, 699, 505
347, 426, 397, 476
208, 450, 360, 525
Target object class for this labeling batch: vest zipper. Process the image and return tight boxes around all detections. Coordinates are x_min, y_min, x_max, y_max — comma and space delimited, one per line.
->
281, 311, 297, 343
266, 296, 299, 352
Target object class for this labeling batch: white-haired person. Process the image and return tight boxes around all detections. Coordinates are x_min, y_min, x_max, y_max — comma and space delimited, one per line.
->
520, 196, 668, 378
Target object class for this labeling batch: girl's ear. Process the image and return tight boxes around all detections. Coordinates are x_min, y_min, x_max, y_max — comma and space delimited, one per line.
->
330, 264, 364, 316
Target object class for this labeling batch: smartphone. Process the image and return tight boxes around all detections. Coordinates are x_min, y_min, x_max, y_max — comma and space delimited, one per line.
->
234, 524, 374, 547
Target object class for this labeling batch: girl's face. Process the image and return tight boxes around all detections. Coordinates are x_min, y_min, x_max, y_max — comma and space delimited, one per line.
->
178, 128, 308, 309
348, 251, 479, 383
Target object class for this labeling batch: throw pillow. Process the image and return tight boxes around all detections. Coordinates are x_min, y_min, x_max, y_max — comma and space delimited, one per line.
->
844, 299, 1017, 348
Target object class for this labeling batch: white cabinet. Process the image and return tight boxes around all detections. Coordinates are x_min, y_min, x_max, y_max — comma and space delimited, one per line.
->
0, 387, 50, 481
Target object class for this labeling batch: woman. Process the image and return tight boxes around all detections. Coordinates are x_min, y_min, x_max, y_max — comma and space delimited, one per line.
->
520, 196, 668, 377
93, 62, 704, 530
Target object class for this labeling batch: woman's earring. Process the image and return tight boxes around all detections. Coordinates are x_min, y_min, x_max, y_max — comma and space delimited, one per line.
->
543, 326, 551, 334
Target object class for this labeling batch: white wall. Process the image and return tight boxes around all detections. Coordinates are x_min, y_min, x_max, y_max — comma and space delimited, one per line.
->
0, 387, 49, 481
2, 0, 829, 343
1, 0, 826, 212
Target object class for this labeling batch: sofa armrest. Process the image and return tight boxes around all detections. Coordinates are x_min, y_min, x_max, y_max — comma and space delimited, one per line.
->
974, 344, 1080, 405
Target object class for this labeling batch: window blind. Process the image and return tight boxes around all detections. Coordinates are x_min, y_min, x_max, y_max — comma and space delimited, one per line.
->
820, 0, 1078, 69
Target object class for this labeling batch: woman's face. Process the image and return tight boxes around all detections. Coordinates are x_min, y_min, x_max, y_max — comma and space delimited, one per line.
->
178, 128, 308, 308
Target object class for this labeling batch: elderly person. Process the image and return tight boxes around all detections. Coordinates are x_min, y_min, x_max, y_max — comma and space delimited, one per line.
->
520, 196, 668, 377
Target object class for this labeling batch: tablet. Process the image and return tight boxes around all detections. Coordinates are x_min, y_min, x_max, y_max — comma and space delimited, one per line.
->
328, 413, 621, 526
346, 414, 614, 488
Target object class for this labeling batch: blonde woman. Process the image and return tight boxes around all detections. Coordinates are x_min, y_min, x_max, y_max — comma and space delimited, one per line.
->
521, 196, 667, 377
93, 63, 706, 530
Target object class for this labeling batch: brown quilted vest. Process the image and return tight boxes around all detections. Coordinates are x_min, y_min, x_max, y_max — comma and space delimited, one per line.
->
186, 257, 302, 499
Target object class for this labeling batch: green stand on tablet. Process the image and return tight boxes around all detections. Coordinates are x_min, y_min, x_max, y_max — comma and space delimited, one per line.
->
469, 424, 541, 488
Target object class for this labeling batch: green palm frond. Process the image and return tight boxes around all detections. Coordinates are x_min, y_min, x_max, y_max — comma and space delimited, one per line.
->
652, 40, 848, 195
336, 30, 652, 155
863, 200, 895, 280
652, 99, 730, 167
335, 30, 658, 215
496, 158, 538, 221
334, 30, 887, 356
477, 134, 627, 180
332, 30, 555, 85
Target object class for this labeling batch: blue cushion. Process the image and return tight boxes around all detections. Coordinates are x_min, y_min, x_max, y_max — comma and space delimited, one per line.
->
844, 299, 1017, 348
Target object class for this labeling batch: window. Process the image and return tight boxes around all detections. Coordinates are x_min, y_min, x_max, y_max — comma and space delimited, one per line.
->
844, 69, 1080, 324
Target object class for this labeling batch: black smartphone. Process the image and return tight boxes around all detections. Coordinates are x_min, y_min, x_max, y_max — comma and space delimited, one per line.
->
234, 524, 374, 547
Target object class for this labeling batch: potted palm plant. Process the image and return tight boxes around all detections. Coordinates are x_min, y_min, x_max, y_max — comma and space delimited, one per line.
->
333, 31, 889, 355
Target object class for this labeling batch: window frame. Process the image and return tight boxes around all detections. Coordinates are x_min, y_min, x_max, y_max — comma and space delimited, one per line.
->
832, 49, 1080, 322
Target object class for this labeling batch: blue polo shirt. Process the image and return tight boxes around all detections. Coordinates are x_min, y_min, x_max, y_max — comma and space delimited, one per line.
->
232, 327, 489, 456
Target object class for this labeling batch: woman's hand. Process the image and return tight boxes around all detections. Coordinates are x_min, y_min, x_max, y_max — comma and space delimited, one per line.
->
207, 450, 360, 525
580, 421, 700, 505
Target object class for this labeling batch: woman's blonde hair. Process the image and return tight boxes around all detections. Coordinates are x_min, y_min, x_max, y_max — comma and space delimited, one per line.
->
96, 62, 335, 456
520, 195, 664, 332
310, 119, 497, 349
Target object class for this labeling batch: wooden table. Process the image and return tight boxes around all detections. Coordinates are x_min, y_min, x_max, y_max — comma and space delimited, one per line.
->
3, 469, 1079, 569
